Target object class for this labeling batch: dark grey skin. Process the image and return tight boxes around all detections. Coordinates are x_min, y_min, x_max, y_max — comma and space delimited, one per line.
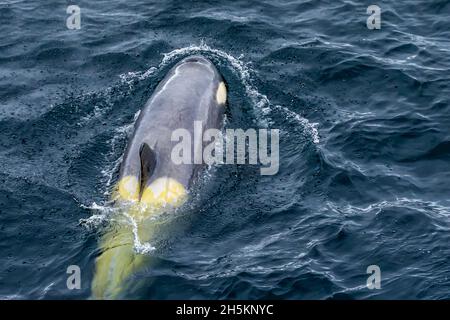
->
120, 55, 226, 192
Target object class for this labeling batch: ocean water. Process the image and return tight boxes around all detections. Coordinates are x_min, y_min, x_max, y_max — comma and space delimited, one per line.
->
1, 0, 450, 299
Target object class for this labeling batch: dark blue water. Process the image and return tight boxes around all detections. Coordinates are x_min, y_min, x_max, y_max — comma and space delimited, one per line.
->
1, 0, 450, 299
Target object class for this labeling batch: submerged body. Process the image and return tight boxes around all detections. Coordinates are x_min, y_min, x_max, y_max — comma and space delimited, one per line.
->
92, 55, 227, 298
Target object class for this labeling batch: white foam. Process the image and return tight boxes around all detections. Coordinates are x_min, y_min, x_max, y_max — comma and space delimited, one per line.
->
79, 202, 117, 229
119, 67, 157, 87
80, 201, 156, 254
123, 210, 156, 254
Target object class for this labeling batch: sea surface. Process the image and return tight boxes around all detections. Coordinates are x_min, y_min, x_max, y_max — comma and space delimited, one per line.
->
1, 0, 450, 299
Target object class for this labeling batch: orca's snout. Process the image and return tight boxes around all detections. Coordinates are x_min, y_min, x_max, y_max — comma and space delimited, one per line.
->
180, 55, 214, 66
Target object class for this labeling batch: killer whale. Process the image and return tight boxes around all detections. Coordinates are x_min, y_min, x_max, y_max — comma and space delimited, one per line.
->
91, 55, 227, 299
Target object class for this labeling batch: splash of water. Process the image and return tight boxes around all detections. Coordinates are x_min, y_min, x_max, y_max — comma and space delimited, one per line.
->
122, 210, 156, 254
